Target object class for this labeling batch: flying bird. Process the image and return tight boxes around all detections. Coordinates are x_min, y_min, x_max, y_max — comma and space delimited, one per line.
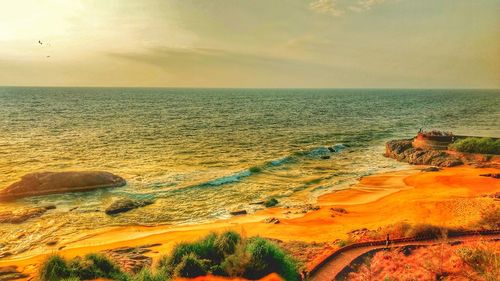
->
38, 40, 43, 45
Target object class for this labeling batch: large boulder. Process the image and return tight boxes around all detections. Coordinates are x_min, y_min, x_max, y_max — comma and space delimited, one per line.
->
105, 198, 154, 215
0, 171, 126, 201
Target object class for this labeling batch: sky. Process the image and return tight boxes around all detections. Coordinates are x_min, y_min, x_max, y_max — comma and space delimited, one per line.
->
0, 0, 499, 88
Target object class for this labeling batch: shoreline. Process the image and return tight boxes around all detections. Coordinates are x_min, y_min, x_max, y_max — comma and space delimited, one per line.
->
1, 165, 499, 278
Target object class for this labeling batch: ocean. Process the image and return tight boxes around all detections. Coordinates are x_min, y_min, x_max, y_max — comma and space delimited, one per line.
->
0, 87, 499, 256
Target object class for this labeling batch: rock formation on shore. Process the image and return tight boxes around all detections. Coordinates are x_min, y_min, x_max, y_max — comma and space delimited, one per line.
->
385, 139, 463, 167
0, 171, 126, 201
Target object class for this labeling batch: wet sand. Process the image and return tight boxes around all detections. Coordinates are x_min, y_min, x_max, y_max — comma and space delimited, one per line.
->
1, 166, 499, 279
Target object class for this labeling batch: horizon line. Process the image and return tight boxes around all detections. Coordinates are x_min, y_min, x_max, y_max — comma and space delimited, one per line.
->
1, 85, 499, 91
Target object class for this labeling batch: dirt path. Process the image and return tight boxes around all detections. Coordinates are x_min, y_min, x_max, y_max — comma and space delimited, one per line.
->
308, 231, 500, 281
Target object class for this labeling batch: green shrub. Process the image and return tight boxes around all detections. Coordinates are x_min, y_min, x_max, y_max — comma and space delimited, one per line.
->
131, 267, 170, 281
215, 231, 241, 255
449, 137, 500, 155
405, 224, 444, 239
40, 253, 128, 281
244, 238, 299, 281
84, 253, 127, 280
39, 255, 71, 281
221, 243, 249, 277
157, 231, 298, 281
173, 253, 208, 278
158, 242, 195, 272
60, 278, 80, 281
264, 198, 279, 208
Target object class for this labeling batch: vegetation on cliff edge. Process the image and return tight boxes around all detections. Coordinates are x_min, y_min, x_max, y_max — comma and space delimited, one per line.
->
449, 137, 500, 155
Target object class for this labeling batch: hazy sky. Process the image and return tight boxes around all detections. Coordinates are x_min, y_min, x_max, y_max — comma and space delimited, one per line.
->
0, 0, 499, 88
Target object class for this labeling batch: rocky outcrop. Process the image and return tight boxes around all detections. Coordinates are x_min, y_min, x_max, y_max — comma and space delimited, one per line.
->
229, 210, 247, 216
0, 266, 28, 281
105, 198, 154, 215
0, 205, 55, 224
102, 244, 160, 274
0, 171, 126, 201
385, 139, 463, 167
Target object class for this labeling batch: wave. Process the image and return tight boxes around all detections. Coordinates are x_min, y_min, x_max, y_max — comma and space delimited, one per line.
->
200, 170, 252, 187
193, 143, 349, 188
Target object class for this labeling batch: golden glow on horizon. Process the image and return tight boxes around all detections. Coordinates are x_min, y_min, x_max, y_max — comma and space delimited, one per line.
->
0, 0, 499, 88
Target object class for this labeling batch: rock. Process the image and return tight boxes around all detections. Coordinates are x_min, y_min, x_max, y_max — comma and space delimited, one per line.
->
264, 198, 279, 208
46, 239, 58, 246
330, 207, 348, 214
0, 207, 50, 224
105, 198, 154, 215
480, 173, 500, 179
0, 171, 126, 201
229, 210, 247, 216
0, 266, 28, 281
102, 244, 159, 274
0, 252, 13, 259
422, 166, 441, 172
296, 204, 320, 214
385, 139, 463, 167
249, 201, 265, 205
263, 217, 280, 224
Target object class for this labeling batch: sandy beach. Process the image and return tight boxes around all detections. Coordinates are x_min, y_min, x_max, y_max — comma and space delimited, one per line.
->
2, 165, 498, 279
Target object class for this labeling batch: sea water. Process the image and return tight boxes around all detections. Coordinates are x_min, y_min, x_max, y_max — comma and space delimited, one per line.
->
0, 87, 498, 256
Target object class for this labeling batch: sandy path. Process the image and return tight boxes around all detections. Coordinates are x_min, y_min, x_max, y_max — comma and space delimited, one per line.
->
309, 233, 500, 281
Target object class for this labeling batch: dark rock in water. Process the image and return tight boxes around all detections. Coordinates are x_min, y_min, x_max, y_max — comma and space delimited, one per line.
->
0, 266, 28, 281
264, 198, 279, 208
0, 207, 52, 224
0, 171, 126, 201
385, 139, 463, 167
229, 210, 247, 216
105, 199, 154, 215
422, 166, 441, 172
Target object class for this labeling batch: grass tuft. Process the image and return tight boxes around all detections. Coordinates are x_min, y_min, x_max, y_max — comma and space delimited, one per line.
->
39, 255, 71, 281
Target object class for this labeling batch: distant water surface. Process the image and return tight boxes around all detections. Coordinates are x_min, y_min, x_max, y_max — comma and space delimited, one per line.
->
0, 88, 498, 256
